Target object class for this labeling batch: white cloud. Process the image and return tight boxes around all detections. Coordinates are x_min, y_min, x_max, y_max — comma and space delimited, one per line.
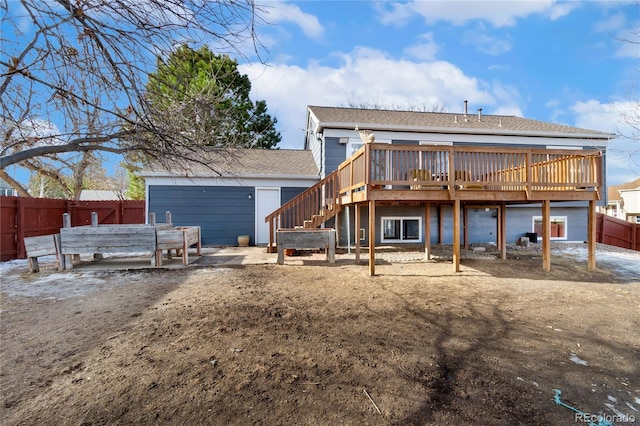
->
262, 1, 324, 40
462, 24, 512, 56
594, 13, 626, 33
404, 32, 440, 61
241, 47, 522, 150
571, 99, 639, 185
378, 0, 561, 28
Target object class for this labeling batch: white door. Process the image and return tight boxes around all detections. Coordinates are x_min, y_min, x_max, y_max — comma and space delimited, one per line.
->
256, 187, 280, 245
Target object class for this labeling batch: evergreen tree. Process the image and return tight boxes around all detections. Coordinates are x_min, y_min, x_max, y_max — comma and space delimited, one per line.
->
147, 45, 281, 149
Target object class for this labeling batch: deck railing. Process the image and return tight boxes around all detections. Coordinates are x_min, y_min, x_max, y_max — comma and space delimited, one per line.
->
265, 170, 340, 230
337, 143, 602, 198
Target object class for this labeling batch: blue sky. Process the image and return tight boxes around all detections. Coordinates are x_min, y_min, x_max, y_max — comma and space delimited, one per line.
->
238, 0, 639, 186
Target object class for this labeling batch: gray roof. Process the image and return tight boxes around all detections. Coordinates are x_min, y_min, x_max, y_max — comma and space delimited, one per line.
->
141, 148, 318, 177
308, 105, 614, 139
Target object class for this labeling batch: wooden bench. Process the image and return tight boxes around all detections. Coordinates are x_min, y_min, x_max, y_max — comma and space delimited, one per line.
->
23, 234, 62, 272
276, 229, 336, 265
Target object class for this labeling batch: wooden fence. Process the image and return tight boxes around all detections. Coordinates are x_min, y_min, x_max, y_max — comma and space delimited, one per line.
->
0, 196, 145, 261
596, 212, 640, 251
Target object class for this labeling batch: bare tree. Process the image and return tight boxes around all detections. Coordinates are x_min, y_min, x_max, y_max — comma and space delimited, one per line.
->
1, 0, 267, 194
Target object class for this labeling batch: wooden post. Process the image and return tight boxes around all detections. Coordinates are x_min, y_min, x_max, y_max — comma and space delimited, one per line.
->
149, 212, 156, 226
424, 202, 431, 260
91, 212, 103, 260
499, 203, 507, 260
355, 203, 361, 263
368, 200, 375, 276
463, 205, 469, 250
542, 200, 551, 271
588, 200, 596, 270
438, 204, 444, 244
62, 213, 74, 269
453, 200, 460, 272
268, 217, 275, 253
166, 211, 172, 225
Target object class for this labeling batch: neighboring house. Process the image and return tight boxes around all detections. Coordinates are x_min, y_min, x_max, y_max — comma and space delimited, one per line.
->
140, 148, 319, 246
604, 178, 640, 222
79, 190, 122, 201
0, 179, 17, 196
142, 105, 612, 256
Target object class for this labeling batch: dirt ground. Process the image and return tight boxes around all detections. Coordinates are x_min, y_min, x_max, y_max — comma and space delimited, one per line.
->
1, 244, 639, 425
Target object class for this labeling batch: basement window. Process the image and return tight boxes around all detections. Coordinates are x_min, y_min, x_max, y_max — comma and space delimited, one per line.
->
532, 216, 567, 240
381, 217, 421, 243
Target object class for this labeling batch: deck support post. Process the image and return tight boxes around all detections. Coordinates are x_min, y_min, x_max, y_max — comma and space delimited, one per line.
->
438, 205, 445, 244
355, 203, 361, 263
453, 199, 461, 273
368, 200, 375, 276
542, 200, 551, 271
588, 200, 596, 271
499, 203, 507, 260
424, 202, 431, 260
463, 205, 469, 250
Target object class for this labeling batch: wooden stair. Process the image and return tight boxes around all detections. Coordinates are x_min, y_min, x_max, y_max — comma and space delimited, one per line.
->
265, 171, 342, 249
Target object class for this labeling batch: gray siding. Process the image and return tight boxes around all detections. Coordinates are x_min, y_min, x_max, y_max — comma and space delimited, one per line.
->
308, 135, 322, 176
150, 185, 312, 246
149, 185, 255, 246
337, 205, 589, 246
281, 187, 307, 204
324, 136, 344, 177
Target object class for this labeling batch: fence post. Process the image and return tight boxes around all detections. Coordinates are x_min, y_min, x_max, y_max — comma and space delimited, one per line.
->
166, 211, 172, 225
62, 213, 74, 268
149, 212, 156, 226
91, 212, 103, 260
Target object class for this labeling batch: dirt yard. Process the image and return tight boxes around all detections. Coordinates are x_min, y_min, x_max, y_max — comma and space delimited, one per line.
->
1, 245, 639, 425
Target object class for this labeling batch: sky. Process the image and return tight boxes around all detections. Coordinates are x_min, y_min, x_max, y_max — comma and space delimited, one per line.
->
2, 0, 638, 189
236, 0, 639, 186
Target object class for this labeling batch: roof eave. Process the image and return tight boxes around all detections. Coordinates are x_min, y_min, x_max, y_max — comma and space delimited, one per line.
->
138, 172, 319, 180
316, 121, 615, 141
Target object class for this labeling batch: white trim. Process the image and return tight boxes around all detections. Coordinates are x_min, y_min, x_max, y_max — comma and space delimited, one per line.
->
144, 176, 317, 188
321, 123, 613, 141
381, 216, 422, 243
532, 215, 568, 241
323, 128, 608, 148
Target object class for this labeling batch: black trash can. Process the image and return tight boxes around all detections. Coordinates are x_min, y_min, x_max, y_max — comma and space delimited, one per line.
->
525, 232, 538, 243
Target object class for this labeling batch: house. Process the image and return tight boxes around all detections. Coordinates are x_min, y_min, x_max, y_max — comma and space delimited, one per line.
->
603, 177, 640, 222
0, 178, 17, 196
140, 148, 318, 246
78, 189, 122, 201
142, 104, 612, 273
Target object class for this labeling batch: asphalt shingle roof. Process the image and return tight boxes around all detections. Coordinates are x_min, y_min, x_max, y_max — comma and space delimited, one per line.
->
142, 148, 318, 177
607, 177, 640, 201
308, 105, 613, 138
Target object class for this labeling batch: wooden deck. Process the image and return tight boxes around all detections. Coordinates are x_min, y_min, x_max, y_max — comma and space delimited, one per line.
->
266, 143, 603, 274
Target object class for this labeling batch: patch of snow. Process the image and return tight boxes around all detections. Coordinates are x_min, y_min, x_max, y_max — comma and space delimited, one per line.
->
557, 246, 640, 280
627, 402, 637, 412
570, 353, 589, 366
608, 395, 618, 402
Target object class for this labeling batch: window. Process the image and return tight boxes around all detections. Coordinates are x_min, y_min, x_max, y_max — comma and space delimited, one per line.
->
346, 139, 364, 158
381, 216, 421, 242
532, 216, 567, 240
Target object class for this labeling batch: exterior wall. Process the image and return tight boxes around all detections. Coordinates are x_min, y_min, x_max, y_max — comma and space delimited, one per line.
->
148, 185, 309, 246
337, 204, 589, 246
324, 136, 344, 177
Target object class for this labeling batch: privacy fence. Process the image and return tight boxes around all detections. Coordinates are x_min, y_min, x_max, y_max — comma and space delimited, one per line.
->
596, 212, 640, 252
1, 196, 145, 261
